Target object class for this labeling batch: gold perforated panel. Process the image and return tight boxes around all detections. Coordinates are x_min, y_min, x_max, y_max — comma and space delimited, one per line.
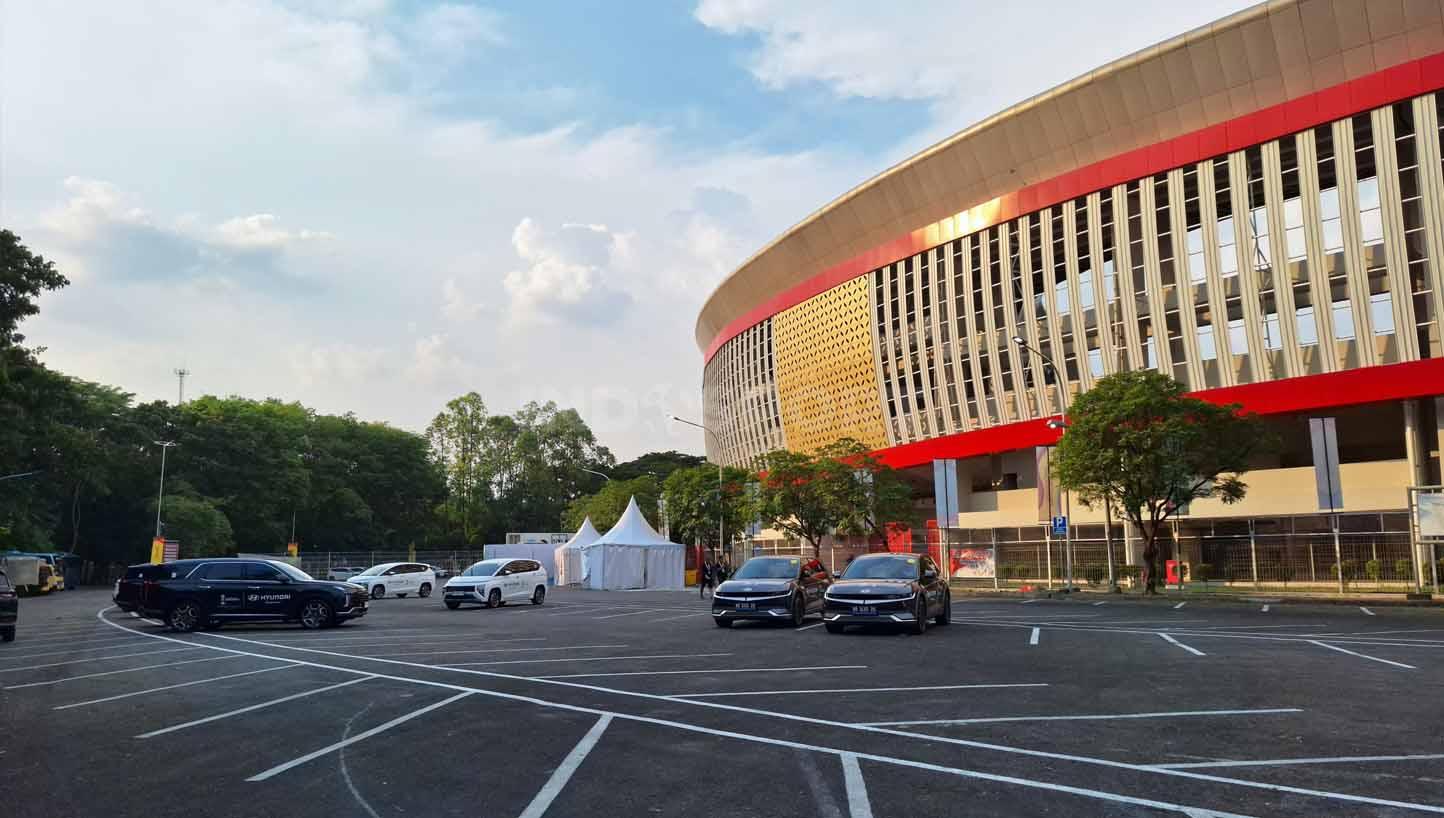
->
773, 276, 888, 452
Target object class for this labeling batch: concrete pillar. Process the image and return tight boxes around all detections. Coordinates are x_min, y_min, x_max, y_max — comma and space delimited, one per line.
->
1434, 397, 1444, 484
1405, 399, 1430, 487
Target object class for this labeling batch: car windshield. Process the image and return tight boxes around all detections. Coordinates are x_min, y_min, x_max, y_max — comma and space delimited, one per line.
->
732, 558, 800, 580
274, 562, 313, 582
842, 556, 918, 580
462, 562, 500, 578
354, 565, 389, 577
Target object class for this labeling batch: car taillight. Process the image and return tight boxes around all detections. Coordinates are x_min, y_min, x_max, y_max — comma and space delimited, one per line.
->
0, 589, 15, 599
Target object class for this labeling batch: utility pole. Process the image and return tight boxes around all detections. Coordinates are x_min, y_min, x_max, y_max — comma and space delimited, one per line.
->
174, 368, 191, 405
153, 441, 178, 539
671, 415, 725, 562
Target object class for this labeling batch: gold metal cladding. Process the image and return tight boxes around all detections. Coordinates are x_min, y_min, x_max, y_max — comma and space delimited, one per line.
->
772, 275, 888, 452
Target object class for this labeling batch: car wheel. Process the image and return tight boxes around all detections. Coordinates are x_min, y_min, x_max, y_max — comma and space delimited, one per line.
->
419, 583, 432, 598
935, 592, 951, 625
789, 593, 805, 627
532, 586, 546, 605
168, 600, 203, 633
445, 600, 461, 610
714, 618, 733, 628
299, 599, 335, 629
824, 622, 845, 634
371, 585, 385, 599
911, 598, 929, 635
487, 588, 502, 609
1, 627, 14, 642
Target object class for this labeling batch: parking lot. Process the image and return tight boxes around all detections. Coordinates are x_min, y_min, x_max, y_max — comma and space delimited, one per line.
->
2, 587, 1443, 817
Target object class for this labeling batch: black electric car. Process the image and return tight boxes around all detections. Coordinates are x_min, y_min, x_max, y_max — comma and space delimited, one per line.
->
822, 552, 950, 634
712, 555, 831, 627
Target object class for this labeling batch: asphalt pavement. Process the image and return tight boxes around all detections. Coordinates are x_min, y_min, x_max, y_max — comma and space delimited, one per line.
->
2, 586, 1443, 817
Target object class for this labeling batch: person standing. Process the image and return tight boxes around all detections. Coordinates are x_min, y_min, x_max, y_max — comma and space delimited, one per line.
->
699, 560, 713, 598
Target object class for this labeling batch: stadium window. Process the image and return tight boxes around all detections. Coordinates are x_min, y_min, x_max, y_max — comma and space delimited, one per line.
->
1227, 318, 1248, 355
1370, 292, 1395, 335
1263, 312, 1283, 350
1196, 324, 1217, 361
1087, 347, 1103, 377
1295, 306, 1318, 346
1332, 300, 1355, 340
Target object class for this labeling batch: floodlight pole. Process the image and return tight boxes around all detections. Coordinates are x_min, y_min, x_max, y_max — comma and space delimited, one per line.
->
1014, 336, 1074, 592
672, 415, 725, 563
153, 441, 178, 539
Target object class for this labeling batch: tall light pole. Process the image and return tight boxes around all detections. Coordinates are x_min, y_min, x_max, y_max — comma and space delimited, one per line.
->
1012, 336, 1075, 592
153, 441, 178, 539
579, 467, 612, 482
671, 415, 725, 562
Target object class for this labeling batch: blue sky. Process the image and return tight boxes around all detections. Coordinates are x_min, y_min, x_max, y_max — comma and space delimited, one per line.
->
1, 0, 1253, 458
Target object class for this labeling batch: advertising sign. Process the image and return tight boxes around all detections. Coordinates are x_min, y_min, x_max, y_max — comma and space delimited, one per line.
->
1418, 493, 1444, 537
949, 547, 995, 579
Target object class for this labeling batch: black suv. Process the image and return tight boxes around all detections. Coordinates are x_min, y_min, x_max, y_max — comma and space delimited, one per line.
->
0, 570, 16, 642
114, 558, 368, 632
823, 553, 951, 635
712, 555, 831, 627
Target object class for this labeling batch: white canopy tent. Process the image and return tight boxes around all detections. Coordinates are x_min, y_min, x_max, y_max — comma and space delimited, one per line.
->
553, 517, 600, 586
581, 497, 686, 590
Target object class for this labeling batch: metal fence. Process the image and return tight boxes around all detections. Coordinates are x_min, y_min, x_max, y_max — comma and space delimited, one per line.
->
274, 550, 493, 579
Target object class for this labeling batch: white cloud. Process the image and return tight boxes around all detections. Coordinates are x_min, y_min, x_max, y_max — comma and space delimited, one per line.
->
409, 3, 505, 57
214, 214, 333, 250
502, 218, 632, 324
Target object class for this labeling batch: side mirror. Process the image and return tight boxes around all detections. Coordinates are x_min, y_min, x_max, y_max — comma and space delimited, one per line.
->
923, 569, 938, 581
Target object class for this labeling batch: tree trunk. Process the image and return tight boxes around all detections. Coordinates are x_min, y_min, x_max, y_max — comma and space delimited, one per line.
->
1140, 521, 1160, 595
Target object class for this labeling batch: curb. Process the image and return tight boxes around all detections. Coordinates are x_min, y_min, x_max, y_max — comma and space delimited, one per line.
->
948, 583, 1444, 608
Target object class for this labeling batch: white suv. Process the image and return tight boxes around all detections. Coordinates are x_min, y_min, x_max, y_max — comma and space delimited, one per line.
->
443, 558, 548, 609
349, 562, 436, 600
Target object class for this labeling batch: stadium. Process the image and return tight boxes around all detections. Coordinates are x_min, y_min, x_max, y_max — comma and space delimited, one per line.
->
695, 1, 1444, 586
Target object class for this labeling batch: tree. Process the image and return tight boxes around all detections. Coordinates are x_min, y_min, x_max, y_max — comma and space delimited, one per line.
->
817, 439, 915, 544
1052, 371, 1274, 594
660, 464, 750, 550
611, 450, 705, 482
426, 392, 491, 545
563, 475, 662, 532
753, 449, 849, 557
154, 491, 234, 557
0, 228, 69, 352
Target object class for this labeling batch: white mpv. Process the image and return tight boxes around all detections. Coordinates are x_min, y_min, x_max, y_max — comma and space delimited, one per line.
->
348, 562, 436, 600
443, 558, 548, 609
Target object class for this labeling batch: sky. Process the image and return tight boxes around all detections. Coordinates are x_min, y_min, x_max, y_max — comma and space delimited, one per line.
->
0, 0, 1255, 459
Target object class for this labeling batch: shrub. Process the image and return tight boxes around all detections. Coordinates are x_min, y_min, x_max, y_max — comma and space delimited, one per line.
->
1364, 559, 1382, 582
1082, 563, 1106, 586
1117, 564, 1142, 586
1395, 559, 1414, 580
1192, 563, 1214, 584
1331, 560, 1358, 586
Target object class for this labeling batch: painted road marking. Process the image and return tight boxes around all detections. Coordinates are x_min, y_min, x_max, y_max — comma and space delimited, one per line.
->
1029, 628, 1040, 646
53, 664, 297, 710
137, 676, 377, 738
0, 646, 198, 673
1020, 598, 1040, 604
796, 622, 824, 632
372, 644, 627, 658
673, 683, 1048, 699
862, 708, 1302, 727
1307, 640, 1415, 669
1261, 605, 1269, 612
653, 612, 711, 622
518, 715, 612, 818
593, 609, 665, 620
0, 636, 148, 660
1092, 601, 1106, 606
246, 691, 475, 781
537, 665, 868, 680
1158, 633, 1205, 656
447, 652, 731, 668
3, 655, 237, 689
103, 610, 1444, 817
841, 753, 874, 818
1360, 606, 1376, 616
1153, 753, 1444, 770
1173, 602, 1187, 610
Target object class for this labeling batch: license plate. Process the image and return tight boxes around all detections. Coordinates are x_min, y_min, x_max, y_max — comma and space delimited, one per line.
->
852, 605, 877, 615
736, 602, 755, 611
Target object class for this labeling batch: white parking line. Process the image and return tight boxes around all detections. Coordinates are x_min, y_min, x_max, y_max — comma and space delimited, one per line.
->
518, 714, 612, 818
1028, 628, 1040, 646
0, 646, 198, 673
104, 611, 1444, 816
653, 612, 710, 622
245, 691, 475, 781
372, 644, 627, 658
840, 753, 874, 818
1157, 633, 1205, 656
54, 664, 298, 710
3, 655, 238, 689
796, 622, 824, 632
0, 636, 147, 660
593, 609, 664, 620
1261, 605, 1269, 613
861, 707, 1302, 727
137, 676, 377, 738
447, 652, 731, 667
1360, 606, 1376, 616
1307, 640, 1415, 669
673, 683, 1048, 699
1173, 602, 1186, 610
1153, 753, 1444, 770
263, 635, 547, 648
1092, 601, 1106, 606
537, 665, 868, 680
1020, 598, 1040, 604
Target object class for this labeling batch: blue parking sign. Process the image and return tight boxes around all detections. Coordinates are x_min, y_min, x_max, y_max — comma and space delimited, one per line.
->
1051, 516, 1068, 536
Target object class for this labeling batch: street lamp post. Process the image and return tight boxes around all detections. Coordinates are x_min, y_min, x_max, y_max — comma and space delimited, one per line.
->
1012, 336, 1075, 592
671, 415, 725, 563
153, 441, 178, 539
579, 467, 612, 482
